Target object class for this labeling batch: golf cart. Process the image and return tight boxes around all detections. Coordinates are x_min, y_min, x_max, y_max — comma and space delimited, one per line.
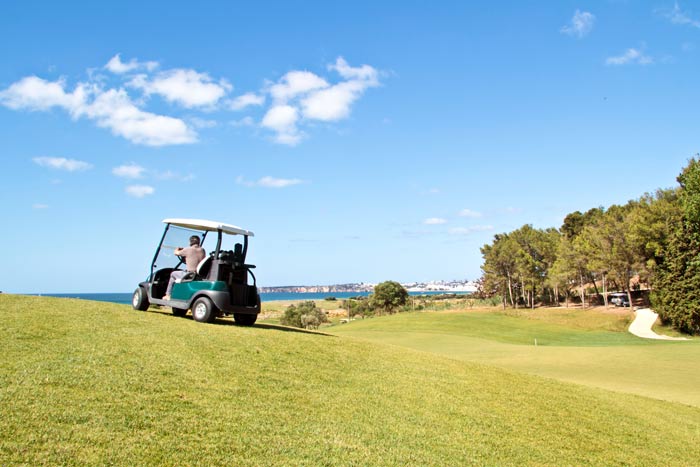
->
609, 292, 631, 307
132, 218, 261, 325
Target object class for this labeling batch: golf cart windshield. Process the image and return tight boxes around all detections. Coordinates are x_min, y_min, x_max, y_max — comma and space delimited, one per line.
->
154, 225, 210, 271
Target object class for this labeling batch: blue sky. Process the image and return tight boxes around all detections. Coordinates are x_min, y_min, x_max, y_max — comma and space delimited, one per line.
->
1, 1, 699, 293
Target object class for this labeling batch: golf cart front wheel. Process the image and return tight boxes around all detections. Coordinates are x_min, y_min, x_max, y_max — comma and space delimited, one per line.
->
132, 287, 149, 311
192, 297, 217, 323
233, 313, 257, 326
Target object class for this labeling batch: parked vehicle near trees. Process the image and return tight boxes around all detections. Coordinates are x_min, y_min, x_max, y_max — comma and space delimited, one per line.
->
609, 292, 630, 307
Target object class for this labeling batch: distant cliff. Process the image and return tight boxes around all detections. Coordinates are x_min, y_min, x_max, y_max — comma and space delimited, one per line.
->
259, 279, 477, 294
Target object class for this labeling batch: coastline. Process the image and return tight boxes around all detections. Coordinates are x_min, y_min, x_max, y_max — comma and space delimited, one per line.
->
27, 290, 473, 306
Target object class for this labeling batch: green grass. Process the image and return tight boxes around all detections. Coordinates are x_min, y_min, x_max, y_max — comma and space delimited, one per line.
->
2, 295, 700, 466
329, 308, 700, 407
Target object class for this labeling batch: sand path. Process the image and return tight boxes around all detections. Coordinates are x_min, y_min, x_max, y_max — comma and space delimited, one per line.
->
628, 308, 689, 340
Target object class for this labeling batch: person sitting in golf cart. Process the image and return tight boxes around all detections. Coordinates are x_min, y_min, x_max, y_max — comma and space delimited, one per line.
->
163, 235, 205, 300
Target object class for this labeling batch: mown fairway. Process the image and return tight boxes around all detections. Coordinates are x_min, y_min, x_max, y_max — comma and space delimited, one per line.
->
2, 295, 700, 466
329, 308, 700, 407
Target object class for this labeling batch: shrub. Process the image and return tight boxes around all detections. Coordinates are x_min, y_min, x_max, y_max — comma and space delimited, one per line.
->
281, 301, 328, 330
342, 298, 374, 319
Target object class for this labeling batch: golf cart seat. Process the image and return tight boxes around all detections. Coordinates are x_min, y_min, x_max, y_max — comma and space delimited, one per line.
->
196, 255, 213, 280
175, 256, 213, 284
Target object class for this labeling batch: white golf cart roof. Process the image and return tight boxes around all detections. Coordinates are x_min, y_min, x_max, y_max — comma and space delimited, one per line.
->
162, 218, 254, 237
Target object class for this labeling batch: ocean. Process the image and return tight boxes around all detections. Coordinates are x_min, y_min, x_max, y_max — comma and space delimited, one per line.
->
34, 290, 470, 305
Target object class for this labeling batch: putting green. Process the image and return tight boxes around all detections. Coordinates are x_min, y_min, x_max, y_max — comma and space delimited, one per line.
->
330, 311, 700, 407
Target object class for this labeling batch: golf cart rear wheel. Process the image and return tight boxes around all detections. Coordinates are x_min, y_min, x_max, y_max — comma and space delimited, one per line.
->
132, 287, 149, 311
172, 307, 188, 317
192, 297, 217, 323
233, 313, 257, 326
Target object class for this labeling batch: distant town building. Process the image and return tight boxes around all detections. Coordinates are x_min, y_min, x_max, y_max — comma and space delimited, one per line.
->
259, 279, 477, 294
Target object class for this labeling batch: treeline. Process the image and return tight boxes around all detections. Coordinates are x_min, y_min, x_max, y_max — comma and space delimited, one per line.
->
480, 158, 700, 334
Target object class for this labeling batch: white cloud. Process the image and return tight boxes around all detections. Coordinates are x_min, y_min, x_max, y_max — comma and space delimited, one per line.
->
606, 48, 653, 66
423, 217, 447, 225
301, 80, 365, 121
259, 57, 380, 144
261, 105, 298, 131
448, 225, 494, 235
329, 57, 379, 85
32, 203, 49, 209
33, 156, 92, 171
261, 104, 301, 145
0, 76, 86, 111
105, 54, 158, 74
458, 208, 482, 218
80, 88, 196, 146
301, 58, 380, 121
129, 69, 232, 108
269, 71, 328, 103
112, 163, 145, 179
1, 76, 196, 146
236, 175, 303, 188
561, 10, 595, 38
125, 185, 155, 198
229, 92, 265, 110
661, 2, 700, 28
3, 55, 382, 148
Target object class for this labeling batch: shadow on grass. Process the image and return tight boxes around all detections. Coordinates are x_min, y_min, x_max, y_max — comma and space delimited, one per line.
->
145, 306, 333, 336
233, 322, 336, 337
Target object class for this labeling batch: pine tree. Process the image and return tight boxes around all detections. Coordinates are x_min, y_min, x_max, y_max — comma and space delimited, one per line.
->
652, 158, 700, 334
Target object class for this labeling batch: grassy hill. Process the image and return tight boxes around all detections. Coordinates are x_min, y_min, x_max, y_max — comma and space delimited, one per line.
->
2, 295, 699, 466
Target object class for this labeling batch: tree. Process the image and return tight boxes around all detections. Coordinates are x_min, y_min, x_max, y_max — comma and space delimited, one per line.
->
577, 204, 643, 307
480, 234, 519, 308
480, 227, 559, 308
549, 235, 588, 307
511, 225, 543, 308
369, 281, 408, 315
626, 189, 681, 289
561, 208, 604, 240
652, 158, 700, 334
561, 211, 584, 240
510, 225, 559, 308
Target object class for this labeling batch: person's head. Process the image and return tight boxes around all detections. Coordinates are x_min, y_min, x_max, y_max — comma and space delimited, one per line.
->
189, 235, 201, 246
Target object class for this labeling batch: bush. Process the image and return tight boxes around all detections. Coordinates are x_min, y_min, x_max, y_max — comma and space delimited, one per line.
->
280, 301, 328, 330
342, 298, 374, 319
